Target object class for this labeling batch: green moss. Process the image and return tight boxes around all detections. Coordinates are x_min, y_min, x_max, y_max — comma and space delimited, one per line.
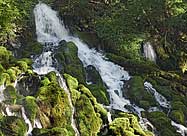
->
46, 72, 58, 83
170, 110, 185, 125
16, 60, 28, 72
32, 127, 74, 136
37, 82, 72, 129
87, 84, 109, 105
0, 46, 12, 67
55, 41, 86, 83
0, 64, 5, 75
109, 113, 153, 136
106, 53, 159, 75
146, 111, 181, 136
40, 77, 50, 86
127, 76, 156, 109
85, 65, 109, 105
0, 116, 27, 136
6, 68, 16, 82
76, 94, 102, 136
3, 85, 17, 104
23, 96, 38, 124
0, 73, 10, 85
64, 74, 79, 90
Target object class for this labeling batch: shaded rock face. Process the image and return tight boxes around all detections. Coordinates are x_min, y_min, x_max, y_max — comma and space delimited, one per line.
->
16, 75, 40, 96
85, 65, 102, 85
85, 65, 109, 105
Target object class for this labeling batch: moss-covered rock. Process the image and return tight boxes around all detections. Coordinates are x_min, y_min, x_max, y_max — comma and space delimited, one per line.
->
0, 46, 12, 67
16, 74, 40, 96
126, 76, 157, 109
32, 127, 74, 136
55, 41, 86, 83
23, 96, 38, 124
36, 81, 72, 130
0, 116, 27, 136
65, 74, 107, 135
170, 110, 185, 125
109, 113, 153, 136
85, 65, 109, 105
3, 85, 17, 104
145, 111, 181, 136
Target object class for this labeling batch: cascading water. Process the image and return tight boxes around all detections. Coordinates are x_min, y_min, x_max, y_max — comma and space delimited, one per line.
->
144, 81, 187, 136
21, 107, 33, 136
0, 85, 5, 103
144, 82, 170, 109
143, 42, 156, 62
33, 3, 80, 136
33, 2, 155, 132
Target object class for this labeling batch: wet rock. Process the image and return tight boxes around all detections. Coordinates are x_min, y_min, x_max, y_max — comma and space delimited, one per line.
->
0, 116, 27, 136
16, 74, 40, 96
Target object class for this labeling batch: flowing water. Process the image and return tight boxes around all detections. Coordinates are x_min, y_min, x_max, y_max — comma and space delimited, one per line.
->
144, 82, 170, 108
143, 42, 156, 62
33, 2, 155, 132
0, 85, 5, 102
33, 3, 80, 136
21, 107, 33, 136
144, 81, 187, 136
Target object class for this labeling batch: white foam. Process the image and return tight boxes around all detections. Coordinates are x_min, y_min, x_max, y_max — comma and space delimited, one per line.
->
171, 121, 187, 136
143, 42, 156, 62
144, 82, 170, 108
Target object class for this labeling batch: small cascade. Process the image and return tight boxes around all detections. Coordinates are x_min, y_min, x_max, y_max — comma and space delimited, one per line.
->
34, 119, 42, 128
0, 84, 5, 102
57, 73, 80, 136
5, 106, 15, 116
144, 82, 187, 136
171, 121, 187, 136
21, 107, 33, 136
144, 82, 170, 108
107, 112, 112, 124
143, 42, 156, 62
33, 51, 56, 75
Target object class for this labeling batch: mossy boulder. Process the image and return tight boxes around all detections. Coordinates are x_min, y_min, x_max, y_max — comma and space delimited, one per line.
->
16, 74, 40, 96
32, 127, 74, 136
170, 110, 185, 125
3, 85, 17, 104
0, 73, 11, 86
85, 65, 109, 105
0, 116, 27, 136
109, 113, 153, 136
126, 76, 156, 109
55, 41, 86, 83
64, 74, 80, 105
36, 81, 72, 129
65, 74, 107, 135
0, 46, 12, 67
23, 96, 38, 124
145, 111, 181, 136
75, 84, 107, 136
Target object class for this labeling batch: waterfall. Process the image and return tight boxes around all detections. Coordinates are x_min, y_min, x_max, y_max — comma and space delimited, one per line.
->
171, 121, 187, 136
143, 42, 156, 62
21, 107, 33, 136
33, 2, 156, 133
33, 3, 79, 136
57, 73, 80, 136
0, 85, 5, 102
144, 82, 187, 136
144, 82, 170, 108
